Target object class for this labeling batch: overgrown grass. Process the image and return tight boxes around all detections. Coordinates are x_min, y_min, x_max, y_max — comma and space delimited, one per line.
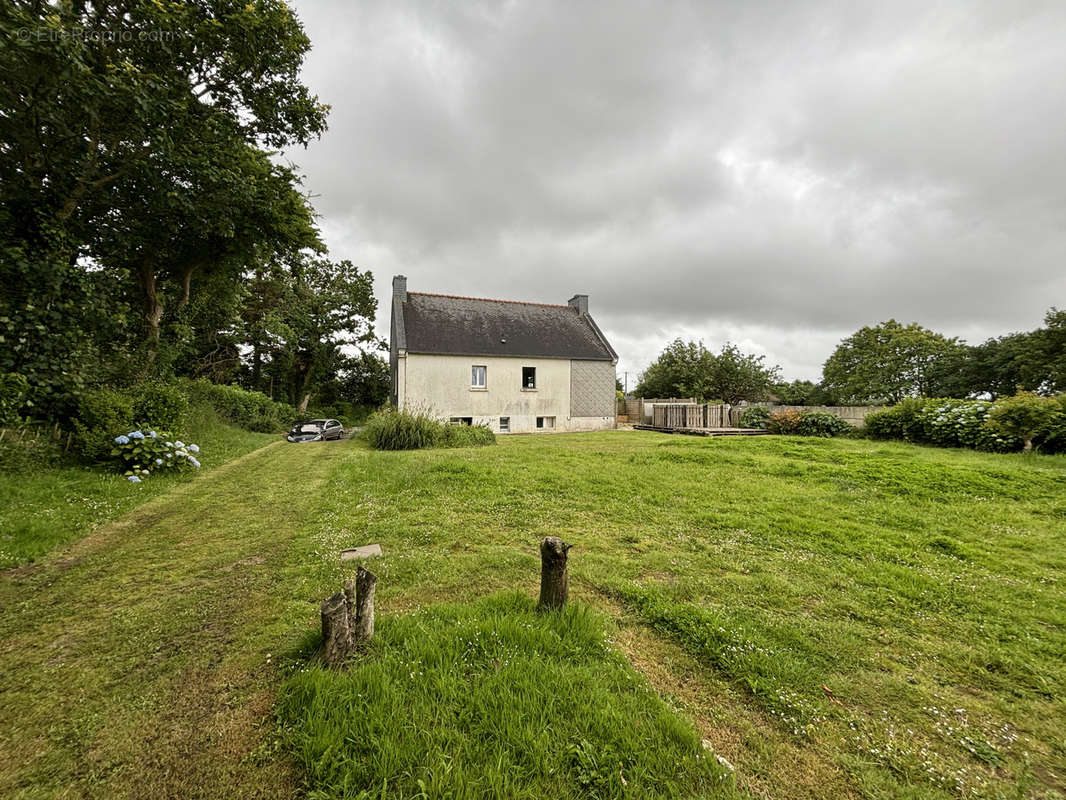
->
301, 434, 1066, 799
278, 593, 734, 799
0, 403, 274, 568
2, 432, 1065, 799
362, 408, 495, 450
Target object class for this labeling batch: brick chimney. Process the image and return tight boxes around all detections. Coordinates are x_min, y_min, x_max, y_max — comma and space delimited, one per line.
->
568, 294, 588, 314
392, 274, 408, 302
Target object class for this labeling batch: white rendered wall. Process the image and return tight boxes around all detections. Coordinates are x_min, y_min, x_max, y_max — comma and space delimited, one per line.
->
398, 353, 614, 433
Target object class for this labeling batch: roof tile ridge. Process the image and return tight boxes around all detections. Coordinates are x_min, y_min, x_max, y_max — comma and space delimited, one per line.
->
407, 291, 574, 310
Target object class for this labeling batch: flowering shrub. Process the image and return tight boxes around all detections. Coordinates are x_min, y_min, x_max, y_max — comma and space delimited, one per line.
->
765, 409, 851, 437
765, 409, 804, 434
915, 400, 1017, 452
110, 429, 201, 482
857, 396, 1066, 453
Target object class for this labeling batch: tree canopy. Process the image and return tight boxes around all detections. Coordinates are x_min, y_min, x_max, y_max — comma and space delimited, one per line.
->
0, 1, 379, 421
821, 320, 965, 404
635, 339, 779, 403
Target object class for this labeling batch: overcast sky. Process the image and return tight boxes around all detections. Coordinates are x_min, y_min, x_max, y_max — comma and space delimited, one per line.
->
284, 0, 1066, 383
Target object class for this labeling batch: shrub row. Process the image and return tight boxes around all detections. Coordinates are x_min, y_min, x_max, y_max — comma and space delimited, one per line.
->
362, 408, 496, 450
863, 394, 1066, 453
740, 406, 852, 437
181, 379, 298, 433
72, 383, 190, 461
70, 379, 299, 461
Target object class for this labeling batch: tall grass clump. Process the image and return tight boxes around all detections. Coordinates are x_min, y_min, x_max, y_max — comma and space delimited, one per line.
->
277, 593, 733, 799
362, 408, 495, 450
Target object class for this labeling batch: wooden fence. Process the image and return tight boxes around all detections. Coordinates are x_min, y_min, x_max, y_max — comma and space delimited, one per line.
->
651, 403, 731, 429
0, 424, 73, 452
645, 402, 884, 430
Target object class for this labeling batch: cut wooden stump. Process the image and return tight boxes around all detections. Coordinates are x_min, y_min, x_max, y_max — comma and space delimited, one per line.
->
537, 536, 572, 611
319, 566, 378, 667
353, 565, 377, 641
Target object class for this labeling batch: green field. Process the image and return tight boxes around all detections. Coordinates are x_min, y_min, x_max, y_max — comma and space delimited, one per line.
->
1, 432, 1064, 799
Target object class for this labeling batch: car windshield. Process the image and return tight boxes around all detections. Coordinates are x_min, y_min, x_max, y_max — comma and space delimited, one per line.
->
298, 423, 322, 433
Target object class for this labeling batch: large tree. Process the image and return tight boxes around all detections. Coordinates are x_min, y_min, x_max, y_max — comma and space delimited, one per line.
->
1, 0, 329, 414
634, 339, 716, 399
241, 257, 378, 412
635, 339, 779, 403
711, 343, 780, 405
822, 320, 965, 404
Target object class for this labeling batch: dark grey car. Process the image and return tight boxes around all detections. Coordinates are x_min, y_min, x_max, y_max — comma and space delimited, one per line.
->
286, 418, 345, 443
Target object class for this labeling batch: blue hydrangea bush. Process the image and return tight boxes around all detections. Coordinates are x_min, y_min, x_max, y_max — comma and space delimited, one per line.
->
110, 429, 201, 483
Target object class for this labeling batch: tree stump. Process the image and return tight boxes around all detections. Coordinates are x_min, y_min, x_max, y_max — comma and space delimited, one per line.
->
537, 536, 572, 611
353, 565, 377, 641
319, 567, 378, 668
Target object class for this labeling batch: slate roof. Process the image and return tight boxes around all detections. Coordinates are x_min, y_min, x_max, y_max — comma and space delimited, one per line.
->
395, 292, 617, 361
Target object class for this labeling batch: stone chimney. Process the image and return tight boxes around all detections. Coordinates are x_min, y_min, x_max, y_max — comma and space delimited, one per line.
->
568, 294, 588, 314
392, 274, 408, 302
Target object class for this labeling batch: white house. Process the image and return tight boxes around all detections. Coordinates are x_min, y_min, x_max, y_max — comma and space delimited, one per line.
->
389, 276, 618, 434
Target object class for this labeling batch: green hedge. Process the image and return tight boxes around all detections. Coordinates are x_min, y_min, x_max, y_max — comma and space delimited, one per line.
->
180, 379, 297, 433
764, 408, 851, 437
70, 380, 297, 461
862, 395, 1066, 453
362, 408, 495, 450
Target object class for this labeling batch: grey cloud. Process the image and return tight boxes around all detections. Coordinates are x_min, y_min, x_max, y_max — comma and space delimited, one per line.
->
287, 0, 1066, 380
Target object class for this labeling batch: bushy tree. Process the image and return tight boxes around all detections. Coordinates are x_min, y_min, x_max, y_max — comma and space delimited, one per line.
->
635, 339, 779, 403
822, 320, 965, 404
0, 0, 329, 416
988, 392, 1057, 453
634, 340, 716, 399
711, 343, 780, 405
771, 379, 833, 406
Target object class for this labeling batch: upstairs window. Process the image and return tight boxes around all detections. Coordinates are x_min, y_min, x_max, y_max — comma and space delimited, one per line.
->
522, 366, 536, 389
471, 365, 487, 388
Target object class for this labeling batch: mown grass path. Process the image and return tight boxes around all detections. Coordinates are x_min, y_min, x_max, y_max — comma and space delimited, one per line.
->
0, 440, 351, 799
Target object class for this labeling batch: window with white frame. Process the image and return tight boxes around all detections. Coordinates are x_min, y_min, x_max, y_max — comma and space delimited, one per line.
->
522, 366, 536, 389
499, 416, 510, 432
471, 365, 487, 388
536, 416, 555, 429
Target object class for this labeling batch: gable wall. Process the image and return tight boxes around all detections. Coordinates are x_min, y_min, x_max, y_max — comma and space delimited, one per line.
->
570, 360, 617, 417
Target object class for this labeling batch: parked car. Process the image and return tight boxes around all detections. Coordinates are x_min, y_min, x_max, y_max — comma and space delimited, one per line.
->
286, 419, 345, 442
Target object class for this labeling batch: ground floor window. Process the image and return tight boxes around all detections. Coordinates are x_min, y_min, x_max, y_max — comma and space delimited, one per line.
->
449, 417, 473, 426
499, 417, 510, 432
536, 416, 555, 429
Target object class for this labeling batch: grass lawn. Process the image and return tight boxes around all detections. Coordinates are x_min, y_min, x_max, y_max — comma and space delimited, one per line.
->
1, 432, 1064, 798
0, 409, 276, 568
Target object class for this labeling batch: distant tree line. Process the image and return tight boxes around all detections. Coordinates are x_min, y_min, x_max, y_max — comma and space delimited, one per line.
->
0, 1, 388, 424
634, 309, 1065, 405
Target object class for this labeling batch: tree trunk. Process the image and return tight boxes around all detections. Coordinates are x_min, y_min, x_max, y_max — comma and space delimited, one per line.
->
298, 392, 311, 414
1023, 437, 1033, 453
538, 536, 572, 611
136, 259, 164, 361
353, 565, 377, 641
